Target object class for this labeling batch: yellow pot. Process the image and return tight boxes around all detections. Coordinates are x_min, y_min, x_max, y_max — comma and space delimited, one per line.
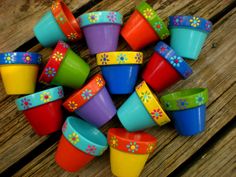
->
108, 128, 157, 177
1, 65, 39, 95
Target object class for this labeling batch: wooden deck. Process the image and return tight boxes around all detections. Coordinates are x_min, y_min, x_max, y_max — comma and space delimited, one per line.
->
0, 0, 236, 176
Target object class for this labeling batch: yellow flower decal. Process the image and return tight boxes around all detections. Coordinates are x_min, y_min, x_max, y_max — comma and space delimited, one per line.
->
52, 51, 63, 61
68, 101, 78, 111
190, 17, 201, 27
143, 8, 154, 19
51, 1, 59, 10
40, 92, 52, 103
110, 136, 118, 148
67, 33, 78, 40
146, 143, 155, 153
69, 132, 79, 144
96, 77, 104, 87
88, 13, 99, 23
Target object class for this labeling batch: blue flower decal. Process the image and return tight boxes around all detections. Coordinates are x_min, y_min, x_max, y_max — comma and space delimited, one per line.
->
170, 56, 183, 67
116, 53, 128, 64
81, 89, 93, 100
177, 99, 188, 109
4, 53, 16, 63
196, 95, 204, 105
45, 67, 56, 77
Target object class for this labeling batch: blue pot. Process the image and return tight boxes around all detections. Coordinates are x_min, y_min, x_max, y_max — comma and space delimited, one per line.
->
169, 105, 206, 136
117, 91, 156, 132
101, 65, 140, 94
169, 16, 212, 60
34, 11, 68, 47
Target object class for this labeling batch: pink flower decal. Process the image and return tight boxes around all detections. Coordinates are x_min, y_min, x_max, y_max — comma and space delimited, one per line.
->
86, 145, 96, 155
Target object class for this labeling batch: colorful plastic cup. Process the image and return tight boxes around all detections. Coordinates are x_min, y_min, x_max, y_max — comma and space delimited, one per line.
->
121, 2, 169, 50
63, 74, 116, 127
108, 128, 157, 177
55, 116, 108, 172
79, 11, 123, 55
34, 0, 82, 47
39, 41, 90, 89
142, 41, 193, 93
96, 52, 143, 94
117, 81, 170, 132
0, 52, 41, 95
15, 86, 64, 136
169, 16, 212, 60
160, 88, 208, 136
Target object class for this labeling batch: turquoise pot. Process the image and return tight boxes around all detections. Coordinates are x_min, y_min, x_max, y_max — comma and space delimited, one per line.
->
169, 16, 212, 60
170, 28, 208, 60
117, 92, 156, 132
34, 11, 68, 47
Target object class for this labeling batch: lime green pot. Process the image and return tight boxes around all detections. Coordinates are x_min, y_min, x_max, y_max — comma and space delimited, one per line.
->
51, 48, 90, 89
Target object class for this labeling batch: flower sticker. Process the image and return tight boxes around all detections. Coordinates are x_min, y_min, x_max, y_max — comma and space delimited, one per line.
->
52, 51, 63, 62
81, 89, 93, 100
159, 45, 167, 54
40, 92, 52, 103
100, 53, 109, 65
110, 136, 118, 148
23, 53, 32, 64
140, 91, 151, 103
173, 16, 183, 25
151, 109, 163, 120
135, 53, 142, 63
67, 33, 78, 40
190, 17, 201, 27
88, 13, 99, 23
146, 143, 155, 153
154, 22, 163, 32
143, 8, 154, 19
69, 132, 79, 145
21, 98, 32, 109
57, 13, 66, 24
164, 102, 171, 109
177, 99, 188, 109
96, 77, 104, 87
58, 87, 63, 97
86, 145, 97, 155
170, 56, 183, 67
62, 122, 67, 132
68, 101, 78, 111
205, 21, 212, 31
59, 41, 69, 49
196, 95, 204, 105
51, 1, 59, 10
45, 67, 56, 78
4, 53, 15, 64
126, 142, 139, 153
116, 53, 128, 64
107, 12, 117, 23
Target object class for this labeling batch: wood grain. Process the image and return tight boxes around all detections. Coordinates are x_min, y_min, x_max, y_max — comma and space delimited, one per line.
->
0, 0, 92, 52
11, 5, 236, 177
181, 122, 236, 177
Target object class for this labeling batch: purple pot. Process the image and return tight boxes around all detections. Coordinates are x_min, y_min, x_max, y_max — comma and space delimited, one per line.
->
79, 11, 123, 55
75, 87, 116, 127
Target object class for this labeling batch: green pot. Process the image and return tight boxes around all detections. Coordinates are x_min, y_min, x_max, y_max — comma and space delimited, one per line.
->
52, 48, 90, 89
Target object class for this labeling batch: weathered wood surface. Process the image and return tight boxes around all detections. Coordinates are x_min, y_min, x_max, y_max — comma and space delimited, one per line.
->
8, 2, 236, 177
182, 123, 236, 177
0, 0, 236, 176
0, 0, 92, 52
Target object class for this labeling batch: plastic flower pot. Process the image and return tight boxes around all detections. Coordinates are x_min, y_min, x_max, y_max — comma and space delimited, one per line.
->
96, 51, 143, 94
55, 116, 108, 172
0, 52, 41, 95
142, 41, 193, 93
34, 0, 82, 47
117, 81, 170, 132
79, 11, 123, 55
39, 41, 90, 89
108, 128, 157, 177
121, 2, 169, 50
160, 88, 208, 136
63, 74, 116, 127
15, 86, 64, 136
169, 16, 212, 60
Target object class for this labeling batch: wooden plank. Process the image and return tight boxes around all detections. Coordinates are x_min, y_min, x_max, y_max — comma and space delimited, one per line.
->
11, 5, 236, 177
181, 122, 236, 177
0, 0, 93, 52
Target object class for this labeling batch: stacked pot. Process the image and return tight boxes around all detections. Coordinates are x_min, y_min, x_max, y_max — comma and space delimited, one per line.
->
0, 0, 213, 176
